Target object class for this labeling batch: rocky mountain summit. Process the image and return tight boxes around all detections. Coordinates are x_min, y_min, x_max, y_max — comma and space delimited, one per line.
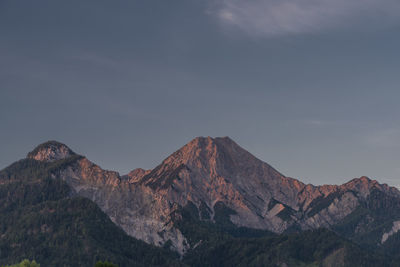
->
27, 140, 76, 162
25, 137, 400, 254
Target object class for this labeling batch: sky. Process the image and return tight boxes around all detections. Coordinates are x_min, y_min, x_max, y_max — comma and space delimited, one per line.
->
1, 0, 400, 187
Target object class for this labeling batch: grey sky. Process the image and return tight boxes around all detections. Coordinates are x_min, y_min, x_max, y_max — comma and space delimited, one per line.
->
1, 0, 400, 187
213, 0, 400, 36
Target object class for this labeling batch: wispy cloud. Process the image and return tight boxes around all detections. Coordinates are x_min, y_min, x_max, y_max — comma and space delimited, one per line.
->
209, 0, 400, 36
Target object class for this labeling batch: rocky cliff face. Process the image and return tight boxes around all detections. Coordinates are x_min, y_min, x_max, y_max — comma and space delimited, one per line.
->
26, 137, 400, 254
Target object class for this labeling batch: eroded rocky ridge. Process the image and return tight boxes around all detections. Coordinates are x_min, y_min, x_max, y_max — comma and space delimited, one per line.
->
26, 138, 400, 254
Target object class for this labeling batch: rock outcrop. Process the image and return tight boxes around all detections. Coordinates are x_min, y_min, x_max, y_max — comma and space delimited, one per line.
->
382, 221, 400, 244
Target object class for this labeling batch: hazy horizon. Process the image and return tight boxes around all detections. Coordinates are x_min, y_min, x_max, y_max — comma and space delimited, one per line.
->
2, 0, 400, 187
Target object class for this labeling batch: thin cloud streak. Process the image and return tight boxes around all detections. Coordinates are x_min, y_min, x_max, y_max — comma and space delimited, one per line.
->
209, 0, 400, 36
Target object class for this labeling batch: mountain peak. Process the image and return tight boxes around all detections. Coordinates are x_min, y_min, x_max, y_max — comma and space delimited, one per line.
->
343, 176, 374, 187
340, 176, 400, 198
188, 136, 234, 147
184, 136, 242, 153
165, 136, 252, 169
27, 140, 76, 162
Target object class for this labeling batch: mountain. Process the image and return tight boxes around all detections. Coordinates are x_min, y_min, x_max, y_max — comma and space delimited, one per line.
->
2, 137, 400, 266
0, 147, 182, 266
28, 137, 400, 253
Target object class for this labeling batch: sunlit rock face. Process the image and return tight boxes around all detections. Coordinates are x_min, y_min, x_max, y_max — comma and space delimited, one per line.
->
136, 136, 307, 233
133, 137, 400, 234
26, 137, 400, 255
27, 141, 75, 162
123, 168, 151, 183
52, 157, 190, 254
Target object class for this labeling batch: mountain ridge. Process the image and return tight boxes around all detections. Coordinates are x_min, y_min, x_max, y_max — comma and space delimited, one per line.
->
27, 137, 397, 191
24, 137, 400, 255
